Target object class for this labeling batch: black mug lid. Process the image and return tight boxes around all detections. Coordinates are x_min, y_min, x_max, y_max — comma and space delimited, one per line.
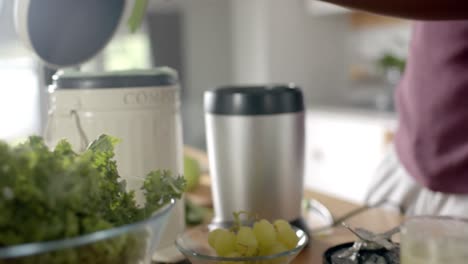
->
204, 84, 304, 115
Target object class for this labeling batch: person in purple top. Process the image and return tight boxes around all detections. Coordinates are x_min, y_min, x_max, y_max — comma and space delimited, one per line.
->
319, 0, 468, 216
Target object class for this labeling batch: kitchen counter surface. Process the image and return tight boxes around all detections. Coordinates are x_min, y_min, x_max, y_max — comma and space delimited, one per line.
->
184, 146, 404, 264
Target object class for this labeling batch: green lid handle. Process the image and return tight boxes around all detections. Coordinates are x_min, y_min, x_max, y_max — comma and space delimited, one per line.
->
128, 0, 149, 33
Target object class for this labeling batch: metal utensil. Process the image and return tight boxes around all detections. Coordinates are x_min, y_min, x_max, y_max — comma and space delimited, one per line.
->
337, 223, 400, 261
307, 199, 402, 235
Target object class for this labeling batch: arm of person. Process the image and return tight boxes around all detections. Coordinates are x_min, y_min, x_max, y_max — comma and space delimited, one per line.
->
319, 0, 468, 20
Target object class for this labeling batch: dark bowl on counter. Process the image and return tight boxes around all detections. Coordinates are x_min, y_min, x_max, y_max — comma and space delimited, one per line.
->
323, 242, 400, 264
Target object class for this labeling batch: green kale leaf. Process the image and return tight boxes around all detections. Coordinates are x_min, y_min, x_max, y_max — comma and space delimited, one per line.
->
0, 134, 185, 253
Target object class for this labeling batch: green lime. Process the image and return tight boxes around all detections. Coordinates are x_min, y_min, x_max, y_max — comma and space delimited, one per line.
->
184, 155, 201, 191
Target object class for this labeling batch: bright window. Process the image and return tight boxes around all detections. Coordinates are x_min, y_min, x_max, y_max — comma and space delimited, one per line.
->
0, 58, 40, 142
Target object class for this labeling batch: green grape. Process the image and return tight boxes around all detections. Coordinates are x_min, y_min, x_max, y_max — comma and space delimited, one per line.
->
253, 219, 277, 250
258, 244, 271, 256
273, 220, 299, 250
222, 252, 245, 264
213, 229, 236, 256
265, 242, 289, 264
226, 252, 242, 257
273, 220, 291, 232
276, 227, 299, 250
235, 226, 258, 257
267, 242, 288, 255
208, 228, 223, 248
207, 213, 301, 261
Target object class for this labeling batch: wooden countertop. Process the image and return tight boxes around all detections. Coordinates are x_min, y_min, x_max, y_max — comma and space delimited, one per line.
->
184, 146, 403, 264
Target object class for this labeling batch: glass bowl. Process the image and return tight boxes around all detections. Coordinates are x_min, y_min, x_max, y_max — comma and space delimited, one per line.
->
0, 199, 175, 264
175, 224, 309, 264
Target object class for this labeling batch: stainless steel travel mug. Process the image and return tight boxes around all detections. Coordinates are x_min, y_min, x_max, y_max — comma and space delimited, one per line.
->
204, 85, 305, 227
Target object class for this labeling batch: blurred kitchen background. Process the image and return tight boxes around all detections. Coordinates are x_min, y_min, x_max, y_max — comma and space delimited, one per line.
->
0, 0, 410, 203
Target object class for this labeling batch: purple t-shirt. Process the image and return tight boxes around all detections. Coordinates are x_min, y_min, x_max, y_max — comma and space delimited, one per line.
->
395, 21, 468, 194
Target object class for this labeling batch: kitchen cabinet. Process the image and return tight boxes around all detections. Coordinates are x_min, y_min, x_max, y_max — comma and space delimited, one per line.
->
304, 107, 397, 204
